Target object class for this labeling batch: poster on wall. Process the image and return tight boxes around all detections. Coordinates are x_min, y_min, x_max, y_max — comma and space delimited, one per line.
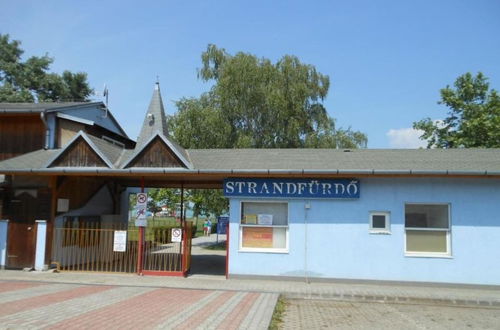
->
113, 231, 127, 252
242, 227, 273, 248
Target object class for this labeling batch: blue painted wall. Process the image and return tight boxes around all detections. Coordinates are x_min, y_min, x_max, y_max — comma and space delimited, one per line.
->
227, 177, 500, 285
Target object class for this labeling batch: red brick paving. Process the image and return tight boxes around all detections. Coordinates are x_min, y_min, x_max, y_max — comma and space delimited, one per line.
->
175, 291, 236, 330
0, 285, 113, 317
217, 292, 260, 329
48, 288, 210, 330
0, 281, 44, 293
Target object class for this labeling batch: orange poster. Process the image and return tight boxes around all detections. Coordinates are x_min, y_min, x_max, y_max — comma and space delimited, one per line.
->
243, 227, 273, 248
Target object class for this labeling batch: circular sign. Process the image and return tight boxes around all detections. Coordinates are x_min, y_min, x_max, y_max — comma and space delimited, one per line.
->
137, 193, 147, 204
171, 228, 182, 242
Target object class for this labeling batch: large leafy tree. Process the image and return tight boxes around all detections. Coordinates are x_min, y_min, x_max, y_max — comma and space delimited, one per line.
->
414, 72, 500, 148
169, 45, 368, 217
0, 34, 93, 102
171, 44, 367, 149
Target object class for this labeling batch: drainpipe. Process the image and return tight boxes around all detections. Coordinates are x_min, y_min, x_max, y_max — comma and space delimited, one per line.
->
40, 111, 50, 149
304, 202, 310, 284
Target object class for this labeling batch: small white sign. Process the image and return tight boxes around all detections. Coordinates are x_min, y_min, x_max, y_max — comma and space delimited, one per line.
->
171, 228, 182, 243
258, 214, 273, 225
113, 231, 127, 252
135, 204, 147, 227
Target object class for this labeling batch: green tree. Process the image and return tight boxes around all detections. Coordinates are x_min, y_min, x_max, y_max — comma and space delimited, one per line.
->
0, 34, 93, 102
171, 44, 367, 149
414, 72, 500, 148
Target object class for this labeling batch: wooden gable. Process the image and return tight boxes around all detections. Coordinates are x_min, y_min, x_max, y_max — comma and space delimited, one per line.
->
128, 136, 185, 168
50, 136, 108, 167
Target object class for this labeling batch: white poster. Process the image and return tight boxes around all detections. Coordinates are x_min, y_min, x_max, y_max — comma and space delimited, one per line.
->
171, 228, 182, 243
113, 231, 127, 252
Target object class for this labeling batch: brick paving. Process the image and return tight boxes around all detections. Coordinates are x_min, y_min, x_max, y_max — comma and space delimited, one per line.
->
0, 281, 278, 329
281, 299, 500, 330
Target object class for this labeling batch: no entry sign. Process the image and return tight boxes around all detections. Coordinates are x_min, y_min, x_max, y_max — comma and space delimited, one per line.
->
171, 228, 182, 242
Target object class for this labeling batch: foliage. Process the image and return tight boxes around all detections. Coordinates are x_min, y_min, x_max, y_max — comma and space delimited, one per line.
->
171, 44, 367, 149
269, 295, 288, 330
0, 34, 93, 102
414, 72, 500, 148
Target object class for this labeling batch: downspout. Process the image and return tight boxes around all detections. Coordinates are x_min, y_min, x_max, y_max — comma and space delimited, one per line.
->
304, 202, 310, 284
40, 111, 50, 149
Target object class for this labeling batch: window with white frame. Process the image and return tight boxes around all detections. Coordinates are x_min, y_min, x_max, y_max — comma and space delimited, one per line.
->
240, 201, 288, 252
369, 211, 390, 233
405, 203, 451, 256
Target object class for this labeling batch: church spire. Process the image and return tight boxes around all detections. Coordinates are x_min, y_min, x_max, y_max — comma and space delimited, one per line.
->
136, 82, 169, 147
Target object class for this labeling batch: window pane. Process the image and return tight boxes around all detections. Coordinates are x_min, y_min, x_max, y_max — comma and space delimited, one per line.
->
242, 202, 288, 225
405, 204, 449, 229
406, 230, 447, 253
242, 227, 286, 249
372, 215, 386, 229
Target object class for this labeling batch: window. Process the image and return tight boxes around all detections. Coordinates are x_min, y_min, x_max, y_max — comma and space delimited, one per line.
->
369, 211, 390, 233
240, 201, 288, 253
405, 204, 451, 256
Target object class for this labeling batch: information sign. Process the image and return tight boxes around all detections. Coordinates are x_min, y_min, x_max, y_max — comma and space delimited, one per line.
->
171, 228, 182, 242
217, 216, 229, 234
135, 193, 148, 227
113, 231, 127, 252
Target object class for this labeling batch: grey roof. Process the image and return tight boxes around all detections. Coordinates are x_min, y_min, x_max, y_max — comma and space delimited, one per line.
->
86, 134, 126, 166
186, 148, 500, 173
136, 83, 169, 147
0, 101, 131, 141
1, 147, 500, 176
0, 149, 59, 170
0, 102, 102, 113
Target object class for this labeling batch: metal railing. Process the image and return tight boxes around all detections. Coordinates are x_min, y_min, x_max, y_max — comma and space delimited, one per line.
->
51, 222, 193, 275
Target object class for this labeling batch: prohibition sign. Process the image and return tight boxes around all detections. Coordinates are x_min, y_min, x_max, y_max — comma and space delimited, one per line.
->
171, 228, 182, 242
137, 193, 147, 205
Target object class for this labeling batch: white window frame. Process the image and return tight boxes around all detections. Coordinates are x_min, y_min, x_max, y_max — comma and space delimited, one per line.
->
238, 200, 289, 254
369, 211, 391, 234
404, 203, 452, 258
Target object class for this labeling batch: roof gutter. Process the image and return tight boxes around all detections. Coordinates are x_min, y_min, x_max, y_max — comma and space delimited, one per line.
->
0, 168, 500, 177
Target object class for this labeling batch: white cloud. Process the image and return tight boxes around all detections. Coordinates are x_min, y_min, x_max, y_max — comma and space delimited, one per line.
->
386, 128, 427, 149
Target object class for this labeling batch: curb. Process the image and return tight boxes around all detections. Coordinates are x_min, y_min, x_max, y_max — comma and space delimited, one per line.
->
284, 292, 500, 308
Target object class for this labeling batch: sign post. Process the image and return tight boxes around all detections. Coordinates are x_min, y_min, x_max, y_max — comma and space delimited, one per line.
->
137, 177, 146, 275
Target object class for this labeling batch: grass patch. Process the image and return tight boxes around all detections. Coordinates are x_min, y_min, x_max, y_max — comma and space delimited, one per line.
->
203, 242, 227, 250
269, 295, 288, 330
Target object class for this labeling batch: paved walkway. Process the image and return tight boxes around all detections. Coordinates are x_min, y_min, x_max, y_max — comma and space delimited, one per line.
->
0, 280, 277, 329
1, 269, 499, 309
190, 234, 227, 277
282, 298, 500, 329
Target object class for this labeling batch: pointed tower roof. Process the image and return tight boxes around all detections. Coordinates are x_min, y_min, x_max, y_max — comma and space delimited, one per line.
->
122, 82, 192, 169
136, 82, 169, 147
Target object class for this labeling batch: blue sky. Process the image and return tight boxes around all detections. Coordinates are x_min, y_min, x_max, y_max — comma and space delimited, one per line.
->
2, 0, 499, 148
